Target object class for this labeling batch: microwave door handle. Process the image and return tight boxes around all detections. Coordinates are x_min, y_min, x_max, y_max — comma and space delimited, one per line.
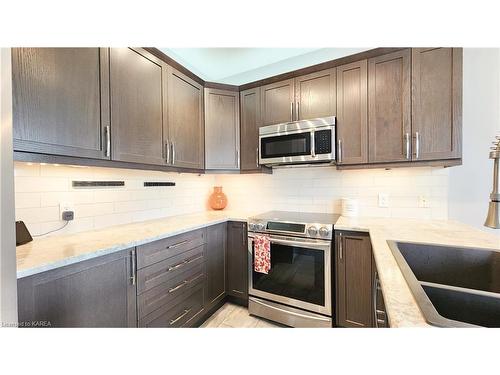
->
310, 130, 316, 158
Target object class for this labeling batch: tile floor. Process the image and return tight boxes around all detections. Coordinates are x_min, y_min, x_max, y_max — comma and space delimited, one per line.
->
200, 302, 283, 328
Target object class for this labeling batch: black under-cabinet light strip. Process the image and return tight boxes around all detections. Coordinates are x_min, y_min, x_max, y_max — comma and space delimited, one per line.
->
72, 181, 125, 188
144, 182, 176, 187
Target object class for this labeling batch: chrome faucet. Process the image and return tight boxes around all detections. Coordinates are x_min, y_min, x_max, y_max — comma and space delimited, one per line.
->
485, 135, 500, 229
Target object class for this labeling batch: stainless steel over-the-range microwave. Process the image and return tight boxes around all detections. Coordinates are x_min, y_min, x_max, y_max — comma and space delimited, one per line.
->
259, 116, 336, 167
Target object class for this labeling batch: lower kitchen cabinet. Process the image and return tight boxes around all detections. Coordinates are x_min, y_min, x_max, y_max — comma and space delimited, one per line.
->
205, 223, 227, 307
17, 249, 137, 328
226, 221, 248, 300
335, 231, 374, 328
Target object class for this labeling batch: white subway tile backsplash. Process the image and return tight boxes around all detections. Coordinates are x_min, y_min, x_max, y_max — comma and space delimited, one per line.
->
15, 192, 41, 209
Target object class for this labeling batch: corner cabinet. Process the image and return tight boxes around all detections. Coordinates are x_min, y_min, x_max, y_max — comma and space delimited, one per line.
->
412, 48, 462, 161
167, 67, 205, 170
12, 48, 110, 159
17, 249, 137, 328
110, 48, 167, 165
336, 60, 368, 165
205, 223, 227, 308
226, 221, 248, 300
335, 231, 374, 328
204, 88, 240, 170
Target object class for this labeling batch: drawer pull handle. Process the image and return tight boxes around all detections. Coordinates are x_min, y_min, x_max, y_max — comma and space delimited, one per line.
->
169, 308, 192, 326
168, 273, 204, 294
168, 239, 190, 249
167, 254, 203, 272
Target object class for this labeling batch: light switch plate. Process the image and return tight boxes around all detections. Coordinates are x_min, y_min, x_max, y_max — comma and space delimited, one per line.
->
378, 193, 389, 208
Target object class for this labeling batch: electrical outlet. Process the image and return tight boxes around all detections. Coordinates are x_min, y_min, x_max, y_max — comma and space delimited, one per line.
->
59, 202, 74, 219
418, 196, 430, 208
378, 193, 389, 208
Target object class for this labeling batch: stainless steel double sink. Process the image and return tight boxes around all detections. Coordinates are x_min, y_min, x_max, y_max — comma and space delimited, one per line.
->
388, 241, 500, 327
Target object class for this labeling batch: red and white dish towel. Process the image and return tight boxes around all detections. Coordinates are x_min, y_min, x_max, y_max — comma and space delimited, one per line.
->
254, 235, 271, 274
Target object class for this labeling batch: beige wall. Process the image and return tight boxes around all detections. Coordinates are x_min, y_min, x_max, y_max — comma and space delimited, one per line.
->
449, 48, 500, 233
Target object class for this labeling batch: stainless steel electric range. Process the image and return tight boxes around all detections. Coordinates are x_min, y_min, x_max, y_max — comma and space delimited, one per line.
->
247, 211, 340, 328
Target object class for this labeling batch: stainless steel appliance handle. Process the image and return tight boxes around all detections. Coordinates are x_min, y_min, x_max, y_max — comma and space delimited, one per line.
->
414, 132, 420, 159
256, 236, 330, 251
169, 308, 191, 326
165, 139, 170, 164
130, 249, 136, 285
405, 133, 411, 160
251, 297, 331, 322
337, 139, 342, 163
105, 126, 111, 158
256, 148, 259, 167
311, 130, 316, 158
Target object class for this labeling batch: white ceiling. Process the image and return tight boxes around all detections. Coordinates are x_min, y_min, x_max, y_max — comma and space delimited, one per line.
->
159, 48, 371, 85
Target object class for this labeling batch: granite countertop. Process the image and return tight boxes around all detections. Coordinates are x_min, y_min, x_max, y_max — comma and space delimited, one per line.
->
16, 210, 254, 279
16, 210, 500, 328
335, 216, 500, 327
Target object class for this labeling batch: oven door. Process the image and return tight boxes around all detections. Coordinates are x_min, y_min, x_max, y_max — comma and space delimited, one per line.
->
259, 129, 313, 165
248, 233, 332, 315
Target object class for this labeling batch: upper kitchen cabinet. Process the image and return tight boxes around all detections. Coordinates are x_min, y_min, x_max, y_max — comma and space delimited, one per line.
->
110, 48, 167, 165
167, 67, 205, 169
240, 87, 262, 171
204, 88, 240, 170
412, 48, 462, 161
12, 48, 110, 159
368, 49, 411, 163
336, 60, 368, 165
294, 69, 336, 120
261, 79, 295, 126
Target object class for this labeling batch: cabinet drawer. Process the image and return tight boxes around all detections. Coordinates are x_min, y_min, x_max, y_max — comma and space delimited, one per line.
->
137, 245, 204, 294
138, 284, 204, 328
137, 229, 205, 269
138, 262, 205, 319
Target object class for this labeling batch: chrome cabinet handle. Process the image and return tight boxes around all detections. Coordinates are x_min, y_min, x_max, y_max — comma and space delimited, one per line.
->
168, 239, 189, 249
171, 142, 175, 165
290, 102, 293, 121
255, 148, 259, 168
338, 233, 343, 260
311, 130, 316, 158
169, 280, 188, 293
168, 254, 203, 271
169, 308, 191, 326
165, 139, 170, 164
337, 139, 342, 164
296, 101, 300, 120
236, 148, 240, 169
414, 132, 420, 159
405, 133, 411, 160
130, 249, 136, 285
105, 126, 111, 158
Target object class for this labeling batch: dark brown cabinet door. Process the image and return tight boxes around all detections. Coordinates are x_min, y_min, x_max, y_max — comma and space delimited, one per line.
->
226, 221, 248, 299
12, 48, 110, 159
336, 231, 373, 328
17, 249, 137, 328
368, 49, 411, 163
206, 223, 227, 307
110, 48, 165, 165
336, 60, 368, 165
240, 87, 262, 171
204, 88, 240, 170
261, 79, 295, 126
167, 67, 204, 169
412, 48, 462, 161
295, 69, 336, 120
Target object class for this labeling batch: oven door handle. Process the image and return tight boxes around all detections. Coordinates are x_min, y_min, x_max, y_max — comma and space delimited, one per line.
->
249, 235, 330, 251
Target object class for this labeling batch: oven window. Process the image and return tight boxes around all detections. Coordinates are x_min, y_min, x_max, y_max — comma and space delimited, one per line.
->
261, 133, 311, 158
252, 242, 325, 306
